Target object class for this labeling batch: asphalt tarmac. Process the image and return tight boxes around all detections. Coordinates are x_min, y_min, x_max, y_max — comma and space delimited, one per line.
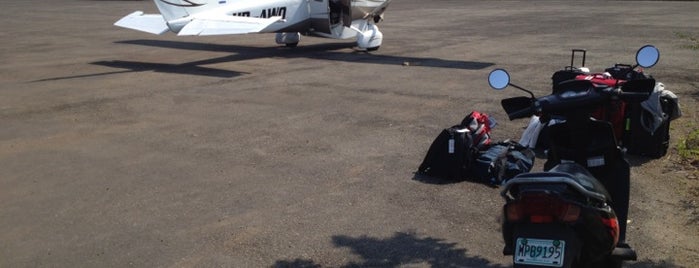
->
1, 0, 698, 267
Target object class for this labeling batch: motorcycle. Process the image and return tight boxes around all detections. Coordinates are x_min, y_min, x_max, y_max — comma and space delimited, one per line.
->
489, 45, 661, 268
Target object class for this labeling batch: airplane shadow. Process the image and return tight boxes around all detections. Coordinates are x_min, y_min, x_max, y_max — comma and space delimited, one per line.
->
34, 39, 493, 82
34, 61, 247, 82
115, 39, 495, 70
272, 231, 508, 268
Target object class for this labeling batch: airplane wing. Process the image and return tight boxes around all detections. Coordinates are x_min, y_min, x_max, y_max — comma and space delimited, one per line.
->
114, 11, 169, 35
178, 16, 283, 36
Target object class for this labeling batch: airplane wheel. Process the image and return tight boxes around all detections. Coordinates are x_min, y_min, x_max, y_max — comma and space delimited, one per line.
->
366, 46, 379, 51
276, 32, 300, 48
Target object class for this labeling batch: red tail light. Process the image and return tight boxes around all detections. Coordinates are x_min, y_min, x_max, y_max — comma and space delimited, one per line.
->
505, 193, 581, 223
600, 216, 620, 246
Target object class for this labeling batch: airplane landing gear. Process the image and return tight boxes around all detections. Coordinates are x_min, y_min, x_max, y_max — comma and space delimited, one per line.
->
276, 32, 300, 47
355, 23, 382, 51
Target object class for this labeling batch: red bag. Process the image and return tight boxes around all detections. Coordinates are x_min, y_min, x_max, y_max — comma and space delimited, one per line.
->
575, 73, 627, 142
591, 100, 627, 142
461, 111, 493, 149
575, 73, 625, 87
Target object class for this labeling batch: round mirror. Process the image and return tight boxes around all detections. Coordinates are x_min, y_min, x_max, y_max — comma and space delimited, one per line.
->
636, 45, 659, 68
488, 69, 510, 90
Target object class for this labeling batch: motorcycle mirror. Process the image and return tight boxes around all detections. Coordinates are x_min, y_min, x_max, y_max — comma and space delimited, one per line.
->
636, 45, 659, 68
489, 69, 510, 90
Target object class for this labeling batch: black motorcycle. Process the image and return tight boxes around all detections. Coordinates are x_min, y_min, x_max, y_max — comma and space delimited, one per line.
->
489, 45, 660, 268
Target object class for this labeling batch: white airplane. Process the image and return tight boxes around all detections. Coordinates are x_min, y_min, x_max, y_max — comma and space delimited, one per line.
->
115, 0, 392, 51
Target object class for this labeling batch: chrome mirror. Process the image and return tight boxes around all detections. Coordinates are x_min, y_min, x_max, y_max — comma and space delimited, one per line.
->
636, 45, 659, 68
488, 69, 510, 90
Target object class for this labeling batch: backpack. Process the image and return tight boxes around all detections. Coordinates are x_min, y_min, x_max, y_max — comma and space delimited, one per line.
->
623, 98, 671, 158
417, 125, 476, 180
473, 140, 535, 186
623, 82, 680, 158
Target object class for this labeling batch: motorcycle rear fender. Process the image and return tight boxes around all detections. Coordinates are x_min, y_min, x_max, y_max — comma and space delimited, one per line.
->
502, 199, 618, 264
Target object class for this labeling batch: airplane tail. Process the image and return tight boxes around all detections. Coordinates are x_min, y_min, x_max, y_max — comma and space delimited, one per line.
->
117, 0, 285, 36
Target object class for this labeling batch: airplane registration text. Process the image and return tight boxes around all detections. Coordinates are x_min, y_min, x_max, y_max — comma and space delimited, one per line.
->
232, 7, 287, 19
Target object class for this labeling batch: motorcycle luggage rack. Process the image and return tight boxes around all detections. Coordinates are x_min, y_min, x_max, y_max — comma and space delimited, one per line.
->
501, 172, 607, 203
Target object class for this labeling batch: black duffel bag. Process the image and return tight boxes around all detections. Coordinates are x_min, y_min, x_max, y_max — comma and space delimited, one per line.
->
473, 140, 535, 186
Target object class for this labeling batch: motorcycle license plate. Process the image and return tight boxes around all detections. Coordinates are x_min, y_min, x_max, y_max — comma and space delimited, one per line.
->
514, 238, 565, 267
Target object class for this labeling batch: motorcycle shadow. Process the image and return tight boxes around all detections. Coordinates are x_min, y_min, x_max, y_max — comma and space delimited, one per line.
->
627, 259, 684, 268
412, 172, 499, 188
625, 153, 667, 167
273, 231, 508, 268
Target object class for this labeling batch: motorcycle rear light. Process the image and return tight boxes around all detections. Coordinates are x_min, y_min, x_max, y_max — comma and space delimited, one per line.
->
530, 215, 554, 224
600, 216, 620, 246
562, 204, 581, 222
506, 203, 522, 221
505, 193, 581, 223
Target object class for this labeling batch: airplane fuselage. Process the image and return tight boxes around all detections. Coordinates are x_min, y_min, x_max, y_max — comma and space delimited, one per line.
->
116, 0, 391, 50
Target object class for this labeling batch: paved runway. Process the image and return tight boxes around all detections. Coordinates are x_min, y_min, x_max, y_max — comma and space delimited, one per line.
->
1, 0, 698, 267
